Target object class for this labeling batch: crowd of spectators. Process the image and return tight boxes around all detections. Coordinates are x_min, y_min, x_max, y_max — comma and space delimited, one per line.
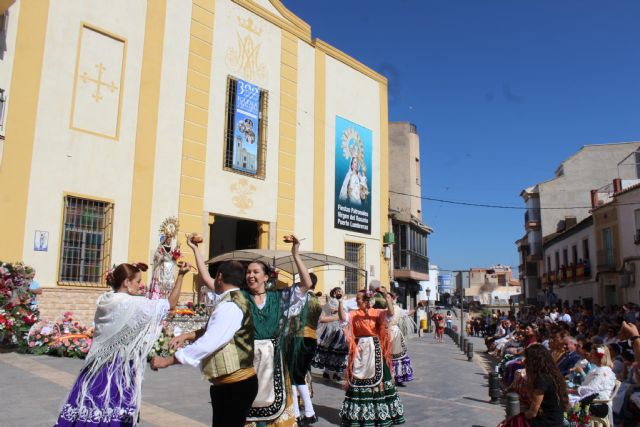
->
479, 302, 640, 426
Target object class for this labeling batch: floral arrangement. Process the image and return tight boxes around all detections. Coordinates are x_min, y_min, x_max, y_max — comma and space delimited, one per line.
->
148, 321, 177, 359
27, 311, 94, 358
0, 261, 39, 351
564, 403, 590, 427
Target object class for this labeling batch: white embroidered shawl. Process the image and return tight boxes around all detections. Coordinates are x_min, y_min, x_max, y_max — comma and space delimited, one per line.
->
72, 292, 169, 419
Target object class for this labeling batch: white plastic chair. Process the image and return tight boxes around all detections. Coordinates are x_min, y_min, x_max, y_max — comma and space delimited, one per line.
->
589, 380, 621, 427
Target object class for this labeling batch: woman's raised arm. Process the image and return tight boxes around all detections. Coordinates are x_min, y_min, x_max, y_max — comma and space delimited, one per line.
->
286, 234, 312, 293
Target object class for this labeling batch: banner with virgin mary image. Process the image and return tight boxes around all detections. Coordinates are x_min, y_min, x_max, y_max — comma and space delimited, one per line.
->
334, 116, 372, 234
232, 79, 260, 174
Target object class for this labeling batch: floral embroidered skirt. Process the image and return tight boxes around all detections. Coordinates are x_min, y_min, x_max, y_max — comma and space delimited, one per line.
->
55, 360, 138, 427
391, 355, 414, 385
340, 337, 405, 427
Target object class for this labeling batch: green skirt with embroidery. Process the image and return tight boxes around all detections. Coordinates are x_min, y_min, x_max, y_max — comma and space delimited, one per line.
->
339, 364, 405, 426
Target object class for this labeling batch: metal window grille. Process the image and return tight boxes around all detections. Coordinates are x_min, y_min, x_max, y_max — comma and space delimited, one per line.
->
345, 242, 365, 294
223, 76, 268, 179
59, 196, 113, 286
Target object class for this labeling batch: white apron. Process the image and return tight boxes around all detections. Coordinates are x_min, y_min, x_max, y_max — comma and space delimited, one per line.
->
247, 338, 287, 421
349, 336, 383, 388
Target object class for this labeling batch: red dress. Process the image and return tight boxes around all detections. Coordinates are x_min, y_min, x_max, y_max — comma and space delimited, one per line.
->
435, 314, 445, 333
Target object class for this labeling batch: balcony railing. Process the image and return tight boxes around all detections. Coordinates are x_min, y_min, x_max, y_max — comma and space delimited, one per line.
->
394, 249, 429, 274
544, 261, 592, 285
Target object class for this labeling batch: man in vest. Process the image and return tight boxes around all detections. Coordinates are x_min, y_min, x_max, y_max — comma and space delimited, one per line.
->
151, 260, 257, 427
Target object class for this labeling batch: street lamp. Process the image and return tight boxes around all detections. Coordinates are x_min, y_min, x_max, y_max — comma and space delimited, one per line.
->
426, 287, 431, 332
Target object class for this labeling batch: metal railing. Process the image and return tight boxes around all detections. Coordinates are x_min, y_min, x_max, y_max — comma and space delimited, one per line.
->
394, 249, 429, 273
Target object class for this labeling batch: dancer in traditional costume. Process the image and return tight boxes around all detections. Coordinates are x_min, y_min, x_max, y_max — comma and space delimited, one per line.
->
151, 250, 257, 427
388, 293, 414, 386
241, 234, 313, 427
55, 261, 188, 427
338, 289, 405, 427
289, 274, 322, 425
312, 287, 349, 380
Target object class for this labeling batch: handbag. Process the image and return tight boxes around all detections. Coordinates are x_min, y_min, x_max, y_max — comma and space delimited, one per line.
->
498, 413, 530, 427
579, 393, 609, 418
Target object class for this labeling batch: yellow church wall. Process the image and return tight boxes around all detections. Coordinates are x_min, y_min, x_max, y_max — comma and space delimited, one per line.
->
147, 0, 193, 261
2, 0, 390, 301
293, 40, 315, 250
321, 54, 385, 291
20, 1, 149, 286
203, 0, 282, 225
0, 0, 20, 156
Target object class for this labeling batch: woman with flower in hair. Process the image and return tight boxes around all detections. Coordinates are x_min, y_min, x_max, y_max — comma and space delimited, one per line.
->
338, 288, 405, 426
55, 261, 189, 427
568, 344, 617, 406
185, 234, 313, 427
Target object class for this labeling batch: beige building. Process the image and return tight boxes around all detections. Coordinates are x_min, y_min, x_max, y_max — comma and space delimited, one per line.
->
0, 0, 390, 324
465, 266, 520, 305
388, 122, 431, 308
591, 179, 640, 306
517, 142, 640, 304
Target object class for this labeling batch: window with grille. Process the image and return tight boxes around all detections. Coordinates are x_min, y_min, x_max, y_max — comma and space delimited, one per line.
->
344, 242, 365, 294
59, 196, 113, 286
223, 76, 268, 179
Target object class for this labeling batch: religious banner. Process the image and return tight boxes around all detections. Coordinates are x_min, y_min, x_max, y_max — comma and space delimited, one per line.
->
232, 79, 260, 174
334, 116, 372, 234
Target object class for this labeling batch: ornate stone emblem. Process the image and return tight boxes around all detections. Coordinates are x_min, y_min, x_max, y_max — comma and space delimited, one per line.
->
225, 17, 267, 83
231, 178, 256, 213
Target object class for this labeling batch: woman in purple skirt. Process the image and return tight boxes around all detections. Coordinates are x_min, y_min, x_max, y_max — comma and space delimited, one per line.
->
55, 261, 188, 426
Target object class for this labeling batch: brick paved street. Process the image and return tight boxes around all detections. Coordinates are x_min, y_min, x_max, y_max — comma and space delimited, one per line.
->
0, 334, 503, 426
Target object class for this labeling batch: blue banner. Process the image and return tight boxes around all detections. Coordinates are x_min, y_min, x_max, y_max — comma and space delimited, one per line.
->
232, 79, 260, 174
334, 116, 372, 234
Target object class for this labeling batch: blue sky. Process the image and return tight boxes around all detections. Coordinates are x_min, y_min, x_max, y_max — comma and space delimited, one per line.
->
283, 0, 640, 273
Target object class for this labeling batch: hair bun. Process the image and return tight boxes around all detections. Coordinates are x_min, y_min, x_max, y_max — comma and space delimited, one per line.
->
133, 262, 149, 272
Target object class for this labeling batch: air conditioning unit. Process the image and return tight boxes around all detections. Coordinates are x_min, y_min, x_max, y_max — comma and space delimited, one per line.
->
635, 230, 640, 245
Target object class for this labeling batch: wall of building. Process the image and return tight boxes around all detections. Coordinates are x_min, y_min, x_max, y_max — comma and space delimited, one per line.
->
20, 1, 149, 285
0, 0, 20, 155
612, 188, 640, 305
389, 122, 422, 220
539, 143, 640, 237
320, 54, 384, 291
543, 220, 596, 305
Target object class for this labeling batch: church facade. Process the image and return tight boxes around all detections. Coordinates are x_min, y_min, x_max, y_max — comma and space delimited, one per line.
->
0, 0, 389, 323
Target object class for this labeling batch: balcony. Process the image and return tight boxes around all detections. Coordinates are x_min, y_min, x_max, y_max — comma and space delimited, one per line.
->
394, 250, 429, 280
545, 261, 592, 285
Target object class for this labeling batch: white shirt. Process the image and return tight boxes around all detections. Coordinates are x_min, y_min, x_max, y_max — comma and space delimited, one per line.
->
576, 366, 617, 400
175, 288, 243, 369
560, 313, 572, 323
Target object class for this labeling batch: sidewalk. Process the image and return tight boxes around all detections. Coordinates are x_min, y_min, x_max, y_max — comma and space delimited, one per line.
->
0, 334, 503, 426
